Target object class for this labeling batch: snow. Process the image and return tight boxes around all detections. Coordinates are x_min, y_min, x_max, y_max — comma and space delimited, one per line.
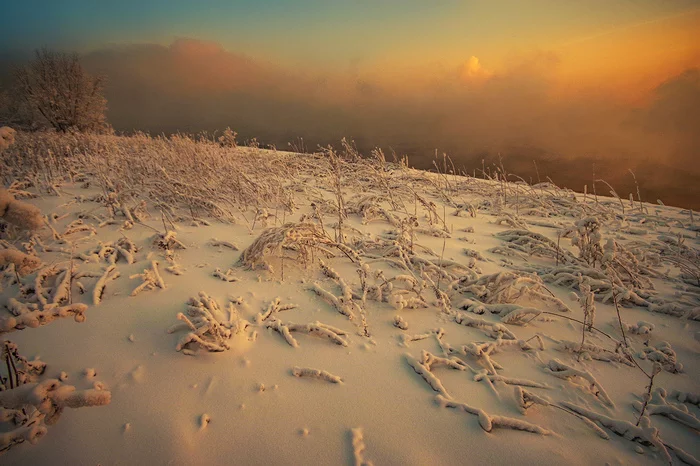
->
1, 136, 699, 465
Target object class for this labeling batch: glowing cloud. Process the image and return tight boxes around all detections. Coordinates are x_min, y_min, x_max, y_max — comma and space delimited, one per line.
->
460, 56, 491, 82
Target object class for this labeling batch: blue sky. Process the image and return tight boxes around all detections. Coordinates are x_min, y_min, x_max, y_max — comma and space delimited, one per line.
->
2, 0, 698, 67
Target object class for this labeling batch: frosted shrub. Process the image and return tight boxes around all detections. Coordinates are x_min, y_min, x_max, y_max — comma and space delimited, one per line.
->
0, 188, 44, 231
0, 127, 16, 152
0, 342, 111, 454
13, 49, 107, 132
218, 127, 238, 148
0, 248, 42, 276
566, 217, 603, 266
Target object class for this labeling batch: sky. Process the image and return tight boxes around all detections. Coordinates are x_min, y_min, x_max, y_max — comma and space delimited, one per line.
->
1, 0, 700, 207
2, 1, 699, 74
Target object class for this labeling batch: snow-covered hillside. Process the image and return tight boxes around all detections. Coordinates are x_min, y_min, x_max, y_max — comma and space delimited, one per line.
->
1, 132, 699, 465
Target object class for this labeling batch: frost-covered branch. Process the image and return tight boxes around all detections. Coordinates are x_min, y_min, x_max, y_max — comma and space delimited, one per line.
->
1, 299, 87, 334
266, 319, 348, 348
291, 366, 343, 384
436, 394, 552, 435
130, 261, 165, 296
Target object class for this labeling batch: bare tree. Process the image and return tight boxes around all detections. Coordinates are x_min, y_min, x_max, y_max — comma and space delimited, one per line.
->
13, 49, 108, 132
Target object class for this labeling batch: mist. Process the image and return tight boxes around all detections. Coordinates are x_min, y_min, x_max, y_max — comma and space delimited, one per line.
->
8, 38, 700, 209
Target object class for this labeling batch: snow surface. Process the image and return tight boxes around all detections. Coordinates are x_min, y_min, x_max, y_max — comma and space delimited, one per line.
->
1, 148, 699, 465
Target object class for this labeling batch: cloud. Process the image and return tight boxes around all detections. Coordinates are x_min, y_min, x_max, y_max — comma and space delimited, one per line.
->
644, 67, 700, 162
83, 39, 334, 138
460, 56, 491, 81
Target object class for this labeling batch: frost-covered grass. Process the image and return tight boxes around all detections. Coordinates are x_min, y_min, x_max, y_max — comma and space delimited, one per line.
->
1, 131, 296, 223
0, 130, 699, 465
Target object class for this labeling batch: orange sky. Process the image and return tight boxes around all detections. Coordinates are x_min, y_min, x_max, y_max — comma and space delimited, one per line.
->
345, 7, 700, 104
553, 8, 700, 101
